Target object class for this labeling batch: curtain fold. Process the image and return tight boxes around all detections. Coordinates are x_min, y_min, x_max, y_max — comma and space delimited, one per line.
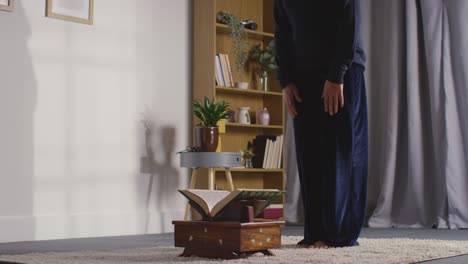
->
284, 0, 468, 229
284, 114, 304, 224
430, 0, 468, 229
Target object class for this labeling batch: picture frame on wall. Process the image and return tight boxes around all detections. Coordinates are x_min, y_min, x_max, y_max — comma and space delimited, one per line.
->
46, 0, 94, 25
0, 0, 14, 12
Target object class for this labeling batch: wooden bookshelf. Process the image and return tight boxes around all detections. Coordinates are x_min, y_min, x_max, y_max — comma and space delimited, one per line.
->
193, 0, 284, 206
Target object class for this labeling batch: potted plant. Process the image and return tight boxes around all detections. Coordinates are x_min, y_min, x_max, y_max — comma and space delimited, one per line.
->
216, 11, 248, 73
193, 96, 231, 152
241, 141, 255, 168
249, 40, 278, 91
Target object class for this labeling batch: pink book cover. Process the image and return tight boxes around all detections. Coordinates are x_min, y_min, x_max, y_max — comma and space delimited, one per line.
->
258, 208, 283, 218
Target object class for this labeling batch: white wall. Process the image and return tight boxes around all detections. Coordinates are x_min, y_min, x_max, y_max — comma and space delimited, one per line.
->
0, 0, 191, 243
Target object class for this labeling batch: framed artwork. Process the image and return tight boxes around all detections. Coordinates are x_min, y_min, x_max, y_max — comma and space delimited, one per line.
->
46, 0, 94, 25
0, 0, 14, 12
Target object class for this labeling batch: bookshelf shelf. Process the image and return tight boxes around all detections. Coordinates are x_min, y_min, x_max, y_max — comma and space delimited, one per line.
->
216, 86, 283, 97
215, 168, 283, 173
216, 23, 274, 40
226, 123, 283, 130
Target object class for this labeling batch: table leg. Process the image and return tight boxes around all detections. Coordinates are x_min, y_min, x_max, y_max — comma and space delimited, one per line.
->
208, 168, 215, 190
184, 169, 197, 220
225, 168, 234, 191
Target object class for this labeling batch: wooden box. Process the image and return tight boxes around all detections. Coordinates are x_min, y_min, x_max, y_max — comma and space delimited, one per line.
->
173, 220, 285, 259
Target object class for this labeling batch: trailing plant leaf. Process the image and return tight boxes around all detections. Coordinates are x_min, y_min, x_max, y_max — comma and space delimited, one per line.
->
216, 11, 247, 73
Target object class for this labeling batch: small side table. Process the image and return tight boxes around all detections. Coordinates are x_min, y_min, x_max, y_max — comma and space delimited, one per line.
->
179, 152, 242, 220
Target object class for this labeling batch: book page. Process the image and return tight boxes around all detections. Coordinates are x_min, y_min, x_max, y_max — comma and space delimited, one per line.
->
268, 204, 284, 208
186, 189, 230, 216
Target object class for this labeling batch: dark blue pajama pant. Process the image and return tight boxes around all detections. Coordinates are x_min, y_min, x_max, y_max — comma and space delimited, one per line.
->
293, 64, 368, 247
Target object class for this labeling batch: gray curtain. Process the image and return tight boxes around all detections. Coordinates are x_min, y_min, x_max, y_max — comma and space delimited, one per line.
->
285, 0, 468, 229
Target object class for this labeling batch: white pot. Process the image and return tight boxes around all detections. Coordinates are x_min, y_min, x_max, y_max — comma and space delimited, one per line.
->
237, 107, 251, 124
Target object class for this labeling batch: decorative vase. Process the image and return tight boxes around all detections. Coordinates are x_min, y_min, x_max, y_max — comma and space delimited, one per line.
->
194, 126, 219, 152
237, 107, 251, 124
260, 71, 268, 91
256, 108, 270, 125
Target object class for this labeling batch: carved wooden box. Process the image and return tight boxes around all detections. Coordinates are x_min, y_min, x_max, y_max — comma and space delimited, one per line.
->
173, 220, 285, 259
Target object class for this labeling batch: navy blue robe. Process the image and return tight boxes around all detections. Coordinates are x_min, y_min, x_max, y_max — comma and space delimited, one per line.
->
274, 0, 368, 247
293, 65, 368, 247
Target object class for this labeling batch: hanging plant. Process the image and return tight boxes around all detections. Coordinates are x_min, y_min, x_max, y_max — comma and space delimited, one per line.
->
216, 11, 248, 73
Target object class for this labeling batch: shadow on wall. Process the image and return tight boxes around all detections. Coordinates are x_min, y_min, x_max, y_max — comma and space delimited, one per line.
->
133, 0, 192, 234
0, 1, 37, 242
139, 120, 180, 233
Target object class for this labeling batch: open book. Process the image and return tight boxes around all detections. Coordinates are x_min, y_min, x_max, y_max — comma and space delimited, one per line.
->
179, 188, 283, 219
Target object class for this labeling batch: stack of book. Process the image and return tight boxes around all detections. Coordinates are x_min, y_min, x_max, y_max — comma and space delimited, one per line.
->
215, 53, 234, 87
251, 134, 284, 169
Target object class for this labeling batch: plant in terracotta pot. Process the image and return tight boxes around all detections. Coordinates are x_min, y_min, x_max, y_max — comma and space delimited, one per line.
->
193, 96, 231, 152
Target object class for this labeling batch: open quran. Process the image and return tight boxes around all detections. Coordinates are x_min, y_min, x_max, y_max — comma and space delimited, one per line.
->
179, 188, 283, 222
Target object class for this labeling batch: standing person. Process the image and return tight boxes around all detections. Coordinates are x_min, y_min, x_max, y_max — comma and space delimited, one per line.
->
274, 0, 368, 248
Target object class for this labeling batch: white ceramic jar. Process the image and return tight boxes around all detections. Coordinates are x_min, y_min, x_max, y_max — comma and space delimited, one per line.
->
237, 107, 251, 124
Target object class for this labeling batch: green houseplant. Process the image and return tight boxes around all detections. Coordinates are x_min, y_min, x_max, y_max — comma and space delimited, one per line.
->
193, 96, 230, 152
249, 40, 278, 91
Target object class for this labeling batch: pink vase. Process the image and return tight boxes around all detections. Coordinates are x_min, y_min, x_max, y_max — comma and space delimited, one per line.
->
256, 108, 270, 125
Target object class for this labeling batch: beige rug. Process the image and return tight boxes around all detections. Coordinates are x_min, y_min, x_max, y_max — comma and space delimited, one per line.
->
1, 236, 468, 264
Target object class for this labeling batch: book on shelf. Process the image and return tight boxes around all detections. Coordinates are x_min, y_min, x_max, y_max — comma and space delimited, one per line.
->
264, 135, 283, 169
251, 134, 277, 168
179, 188, 283, 220
276, 135, 284, 169
224, 53, 235, 87
219, 53, 232, 87
262, 140, 270, 168
267, 138, 278, 169
215, 54, 226, 87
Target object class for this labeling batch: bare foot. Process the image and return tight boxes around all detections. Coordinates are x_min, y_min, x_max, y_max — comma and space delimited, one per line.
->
296, 239, 311, 248
296, 239, 305, 246
297, 239, 332, 249
313, 241, 330, 249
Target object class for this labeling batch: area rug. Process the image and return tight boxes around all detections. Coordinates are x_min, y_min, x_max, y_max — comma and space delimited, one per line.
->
2, 236, 468, 264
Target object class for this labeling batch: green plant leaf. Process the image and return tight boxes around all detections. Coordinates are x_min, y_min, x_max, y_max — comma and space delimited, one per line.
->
248, 39, 277, 73
193, 96, 230, 127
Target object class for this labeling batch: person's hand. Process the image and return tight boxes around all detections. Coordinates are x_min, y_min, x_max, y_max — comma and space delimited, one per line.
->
282, 83, 302, 118
322, 80, 344, 116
